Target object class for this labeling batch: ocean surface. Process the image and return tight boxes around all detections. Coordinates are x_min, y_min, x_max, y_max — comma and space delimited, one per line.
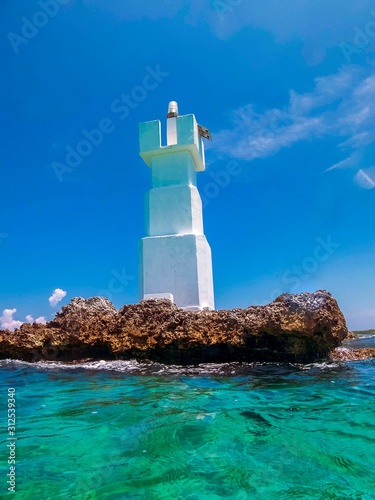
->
1, 335, 375, 500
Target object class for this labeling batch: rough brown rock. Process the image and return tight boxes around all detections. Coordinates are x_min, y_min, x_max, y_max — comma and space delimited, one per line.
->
329, 347, 375, 361
0, 290, 349, 364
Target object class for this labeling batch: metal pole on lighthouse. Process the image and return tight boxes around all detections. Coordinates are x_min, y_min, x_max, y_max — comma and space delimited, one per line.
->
138, 101, 214, 310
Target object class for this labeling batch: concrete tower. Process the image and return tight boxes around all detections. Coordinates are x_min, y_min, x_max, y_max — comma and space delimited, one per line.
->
138, 101, 214, 310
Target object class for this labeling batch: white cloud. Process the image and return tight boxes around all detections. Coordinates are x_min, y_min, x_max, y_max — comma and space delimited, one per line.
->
26, 315, 47, 325
48, 288, 67, 307
212, 66, 375, 186
355, 167, 375, 189
0, 309, 23, 332
81, 1, 375, 66
205, 1, 375, 64
325, 152, 361, 172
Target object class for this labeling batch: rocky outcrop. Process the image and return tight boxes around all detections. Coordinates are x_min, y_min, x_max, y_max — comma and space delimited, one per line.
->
0, 290, 349, 364
329, 347, 375, 361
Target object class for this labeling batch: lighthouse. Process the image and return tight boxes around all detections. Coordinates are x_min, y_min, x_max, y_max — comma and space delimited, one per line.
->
138, 101, 215, 310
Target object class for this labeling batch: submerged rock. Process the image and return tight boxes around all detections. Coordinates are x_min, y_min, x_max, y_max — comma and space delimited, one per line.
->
0, 290, 349, 364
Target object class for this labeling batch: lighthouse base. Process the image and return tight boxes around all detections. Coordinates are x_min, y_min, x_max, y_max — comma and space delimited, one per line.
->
139, 234, 214, 310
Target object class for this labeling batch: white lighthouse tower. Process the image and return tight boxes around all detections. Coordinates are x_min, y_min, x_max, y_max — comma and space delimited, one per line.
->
138, 101, 215, 310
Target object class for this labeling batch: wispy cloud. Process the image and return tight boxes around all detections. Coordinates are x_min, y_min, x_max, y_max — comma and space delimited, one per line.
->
212, 66, 375, 184
206, 1, 375, 62
81, 1, 375, 67
325, 152, 361, 172
0, 309, 23, 332
355, 167, 375, 189
48, 288, 67, 307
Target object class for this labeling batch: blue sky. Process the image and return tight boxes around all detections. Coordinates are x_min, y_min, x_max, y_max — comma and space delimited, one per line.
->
0, 0, 374, 330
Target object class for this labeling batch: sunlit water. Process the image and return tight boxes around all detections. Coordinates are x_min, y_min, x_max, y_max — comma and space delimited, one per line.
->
1, 335, 375, 499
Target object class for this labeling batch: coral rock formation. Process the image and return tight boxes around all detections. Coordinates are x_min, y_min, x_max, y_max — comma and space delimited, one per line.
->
0, 290, 349, 364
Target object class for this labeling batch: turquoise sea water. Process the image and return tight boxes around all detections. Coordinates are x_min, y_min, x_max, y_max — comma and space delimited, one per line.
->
1, 335, 375, 500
